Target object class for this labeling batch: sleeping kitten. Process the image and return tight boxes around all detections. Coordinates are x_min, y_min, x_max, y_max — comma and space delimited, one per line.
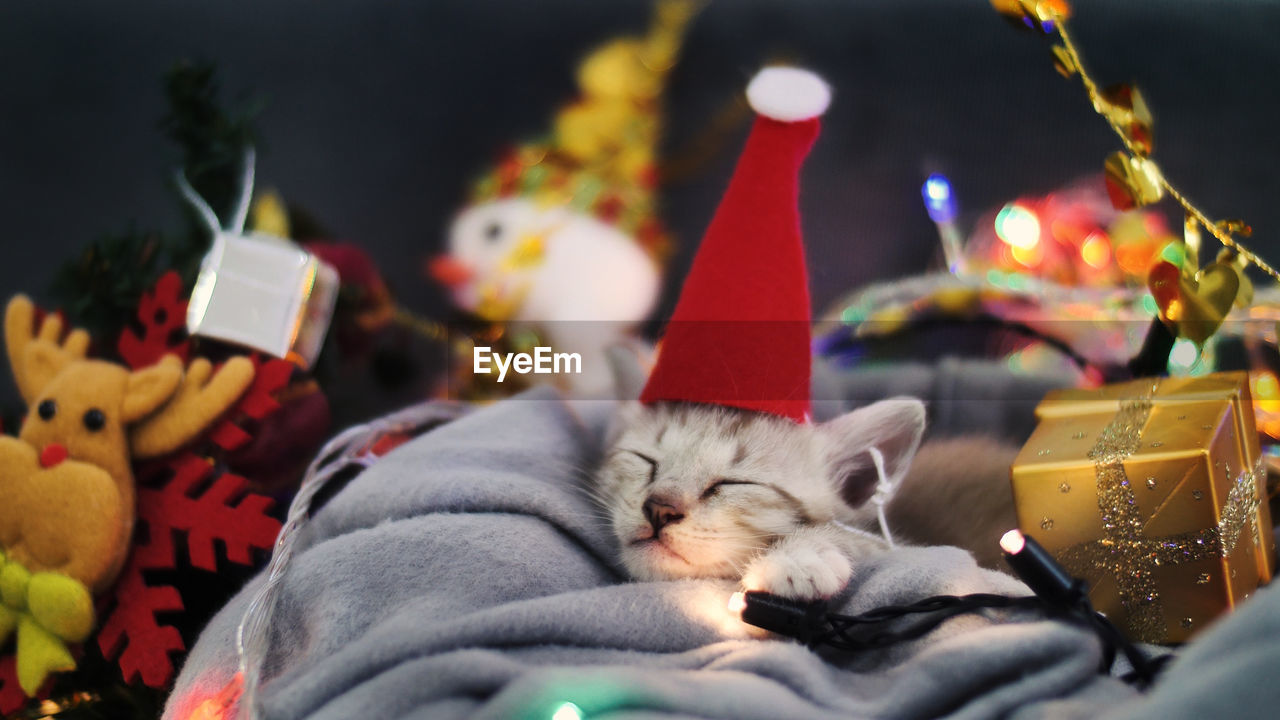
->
595, 393, 926, 601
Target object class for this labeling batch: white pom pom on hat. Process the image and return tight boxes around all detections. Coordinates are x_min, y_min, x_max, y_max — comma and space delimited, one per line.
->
746, 66, 832, 122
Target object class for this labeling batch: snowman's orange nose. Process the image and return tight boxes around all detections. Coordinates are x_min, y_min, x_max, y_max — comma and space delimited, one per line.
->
427, 256, 473, 288
40, 443, 68, 468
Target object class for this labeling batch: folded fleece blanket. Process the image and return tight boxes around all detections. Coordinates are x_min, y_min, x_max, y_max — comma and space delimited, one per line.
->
165, 389, 1280, 719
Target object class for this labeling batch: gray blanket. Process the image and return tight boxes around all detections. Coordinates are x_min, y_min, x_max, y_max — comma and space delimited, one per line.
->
164, 390, 1280, 719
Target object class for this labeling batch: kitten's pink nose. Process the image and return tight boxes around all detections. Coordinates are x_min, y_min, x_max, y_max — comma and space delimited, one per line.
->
643, 496, 685, 533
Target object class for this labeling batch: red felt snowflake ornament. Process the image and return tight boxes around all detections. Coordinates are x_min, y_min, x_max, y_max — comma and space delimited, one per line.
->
97, 273, 291, 686
98, 455, 279, 686
0, 657, 30, 714
118, 270, 191, 368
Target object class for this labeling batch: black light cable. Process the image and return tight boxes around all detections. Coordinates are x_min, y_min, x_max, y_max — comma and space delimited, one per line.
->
729, 529, 1169, 688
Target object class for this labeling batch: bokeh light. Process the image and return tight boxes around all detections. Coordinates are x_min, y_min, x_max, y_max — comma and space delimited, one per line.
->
1252, 371, 1280, 439
1158, 241, 1185, 267
994, 203, 1041, 249
552, 702, 584, 720
1080, 233, 1111, 269
1010, 241, 1043, 267
1167, 338, 1200, 375
922, 174, 957, 223
1253, 371, 1280, 411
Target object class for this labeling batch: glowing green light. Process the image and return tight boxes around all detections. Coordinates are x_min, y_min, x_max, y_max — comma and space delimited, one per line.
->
1167, 338, 1201, 375
552, 702, 584, 720
1141, 294, 1158, 316
1006, 272, 1028, 291
986, 269, 1004, 287
841, 304, 868, 324
1158, 242, 1185, 267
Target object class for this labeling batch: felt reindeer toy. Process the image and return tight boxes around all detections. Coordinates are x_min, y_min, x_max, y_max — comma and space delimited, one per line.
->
0, 295, 255, 596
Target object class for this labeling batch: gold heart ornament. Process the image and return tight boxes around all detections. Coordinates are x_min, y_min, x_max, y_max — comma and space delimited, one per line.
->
1101, 84, 1154, 155
1104, 151, 1164, 210
1217, 248, 1254, 308
1173, 261, 1241, 344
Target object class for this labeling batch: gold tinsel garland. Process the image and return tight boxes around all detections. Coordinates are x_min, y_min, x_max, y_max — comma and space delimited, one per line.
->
992, 0, 1277, 290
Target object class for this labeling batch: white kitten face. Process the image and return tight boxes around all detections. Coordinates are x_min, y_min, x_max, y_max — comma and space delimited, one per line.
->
596, 403, 844, 582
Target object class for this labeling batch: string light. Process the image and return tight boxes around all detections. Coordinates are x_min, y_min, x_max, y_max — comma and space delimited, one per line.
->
551, 701, 585, 720
1249, 371, 1280, 439
1115, 242, 1154, 275
727, 529, 1166, 686
1081, 233, 1111, 269
998, 528, 1025, 554
1166, 338, 1201, 375
994, 203, 1040, 249
1254, 371, 1280, 409
922, 174, 956, 223
922, 173, 967, 274
1010, 241, 1043, 268
999, 529, 1083, 605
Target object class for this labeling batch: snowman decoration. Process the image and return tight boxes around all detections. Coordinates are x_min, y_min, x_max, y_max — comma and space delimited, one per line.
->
430, 0, 693, 396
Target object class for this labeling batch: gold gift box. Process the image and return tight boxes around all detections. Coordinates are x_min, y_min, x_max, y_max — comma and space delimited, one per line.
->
1012, 372, 1275, 644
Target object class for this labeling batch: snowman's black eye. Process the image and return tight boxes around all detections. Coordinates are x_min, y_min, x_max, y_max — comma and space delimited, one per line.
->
83, 408, 106, 432
37, 399, 56, 421
484, 222, 502, 242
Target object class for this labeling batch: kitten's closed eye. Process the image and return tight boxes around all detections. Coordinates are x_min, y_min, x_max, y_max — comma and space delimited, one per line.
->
700, 479, 756, 500
614, 449, 657, 484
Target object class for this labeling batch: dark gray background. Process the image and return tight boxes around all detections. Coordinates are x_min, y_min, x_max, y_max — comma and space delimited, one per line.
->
0, 0, 1277, 409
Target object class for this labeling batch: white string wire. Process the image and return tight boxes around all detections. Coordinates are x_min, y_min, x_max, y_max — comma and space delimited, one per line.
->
229, 146, 256, 235
173, 170, 224, 236
234, 401, 466, 720
172, 145, 257, 237
867, 446, 896, 548
831, 446, 899, 548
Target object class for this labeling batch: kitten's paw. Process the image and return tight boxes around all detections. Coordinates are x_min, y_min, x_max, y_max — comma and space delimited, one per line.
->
741, 538, 852, 601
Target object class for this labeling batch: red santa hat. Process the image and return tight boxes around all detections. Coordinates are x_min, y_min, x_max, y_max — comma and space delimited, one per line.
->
640, 67, 830, 423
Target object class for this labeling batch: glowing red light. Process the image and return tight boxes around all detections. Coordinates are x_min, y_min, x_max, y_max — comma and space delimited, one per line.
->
180, 672, 244, 720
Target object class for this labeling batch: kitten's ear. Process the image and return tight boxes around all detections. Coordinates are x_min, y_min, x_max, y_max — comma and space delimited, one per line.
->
819, 397, 926, 508
605, 342, 648, 401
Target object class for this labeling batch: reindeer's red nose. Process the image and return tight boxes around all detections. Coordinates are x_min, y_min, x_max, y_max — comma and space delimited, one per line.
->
40, 443, 68, 468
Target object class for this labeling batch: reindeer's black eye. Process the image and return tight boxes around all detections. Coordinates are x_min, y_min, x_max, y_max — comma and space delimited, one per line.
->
484, 222, 502, 242
83, 408, 106, 432
37, 399, 56, 421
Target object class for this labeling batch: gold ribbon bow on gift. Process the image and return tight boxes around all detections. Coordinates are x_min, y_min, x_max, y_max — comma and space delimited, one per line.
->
0, 549, 95, 695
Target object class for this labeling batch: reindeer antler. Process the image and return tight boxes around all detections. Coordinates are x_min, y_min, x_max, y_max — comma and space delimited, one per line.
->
130, 356, 255, 459
4, 295, 91, 405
